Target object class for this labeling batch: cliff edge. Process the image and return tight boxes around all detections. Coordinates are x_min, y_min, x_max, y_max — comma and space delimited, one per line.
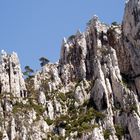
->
0, 0, 140, 140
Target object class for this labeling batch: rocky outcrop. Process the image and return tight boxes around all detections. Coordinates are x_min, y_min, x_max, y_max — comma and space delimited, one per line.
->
0, 0, 140, 139
0, 50, 27, 98
123, 0, 140, 99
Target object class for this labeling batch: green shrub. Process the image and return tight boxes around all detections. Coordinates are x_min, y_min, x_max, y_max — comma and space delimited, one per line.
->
94, 110, 106, 120
54, 115, 70, 126
58, 93, 67, 102
77, 112, 93, 124
130, 104, 138, 113
83, 100, 89, 107
13, 101, 45, 116
77, 123, 98, 138
13, 102, 24, 113
68, 35, 75, 41
65, 124, 71, 131
111, 22, 118, 26
66, 91, 75, 99
115, 125, 125, 139
68, 104, 76, 113
45, 118, 54, 125
23, 66, 34, 78
39, 57, 50, 67
104, 129, 111, 139
87, 108, 105, 121
31, 103, 45, 115
81, 122, 90, 130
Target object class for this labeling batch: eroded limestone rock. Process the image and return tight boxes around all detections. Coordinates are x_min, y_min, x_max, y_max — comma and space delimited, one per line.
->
0, 0, 140, 139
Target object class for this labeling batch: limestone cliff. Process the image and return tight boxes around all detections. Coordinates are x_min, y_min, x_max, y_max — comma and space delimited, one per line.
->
0, 0, 140, 140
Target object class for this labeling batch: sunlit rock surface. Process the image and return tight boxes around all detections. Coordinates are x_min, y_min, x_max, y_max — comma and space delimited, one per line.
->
0, 0, 140, 139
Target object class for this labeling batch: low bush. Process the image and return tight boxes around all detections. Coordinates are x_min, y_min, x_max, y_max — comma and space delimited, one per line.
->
58, 93, 67, 102
103, 129, 111, 139
45, 118, 54, 125
115, 125, 125, 140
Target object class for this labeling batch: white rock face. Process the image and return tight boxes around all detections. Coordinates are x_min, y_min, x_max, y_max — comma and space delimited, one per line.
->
123, 0, 140, 100
74, 80, 90, 105
123, 0, 140, 48
0, 51, 26, 97
91, 127, 105, 140
34, 63, 62, 92
1, 0, 140, 140
2, 130, 9, 140
38, 91, 46, 106
128, 113, 140, 140
10, 118, 16, 140
20, 126, 27, 140
47, 101, 54, 120
53, 97, 62, 115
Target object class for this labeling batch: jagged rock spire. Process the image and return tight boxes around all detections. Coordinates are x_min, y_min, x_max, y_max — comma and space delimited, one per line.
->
0, 1, 140, 140
62, 37, 67, 44
0, 51, 27, 98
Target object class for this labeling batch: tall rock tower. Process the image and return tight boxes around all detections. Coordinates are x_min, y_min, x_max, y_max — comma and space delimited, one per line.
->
0, 50, 27, 98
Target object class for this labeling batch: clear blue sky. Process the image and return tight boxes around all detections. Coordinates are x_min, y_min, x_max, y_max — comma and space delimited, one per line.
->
0, 0, 125, 70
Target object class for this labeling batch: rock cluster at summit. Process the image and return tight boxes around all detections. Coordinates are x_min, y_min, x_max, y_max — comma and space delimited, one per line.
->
0, 0, 140, 139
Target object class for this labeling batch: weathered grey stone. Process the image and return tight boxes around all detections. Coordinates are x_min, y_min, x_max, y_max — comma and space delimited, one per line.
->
0, 51, 26, 98
1, 0, 140, 139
